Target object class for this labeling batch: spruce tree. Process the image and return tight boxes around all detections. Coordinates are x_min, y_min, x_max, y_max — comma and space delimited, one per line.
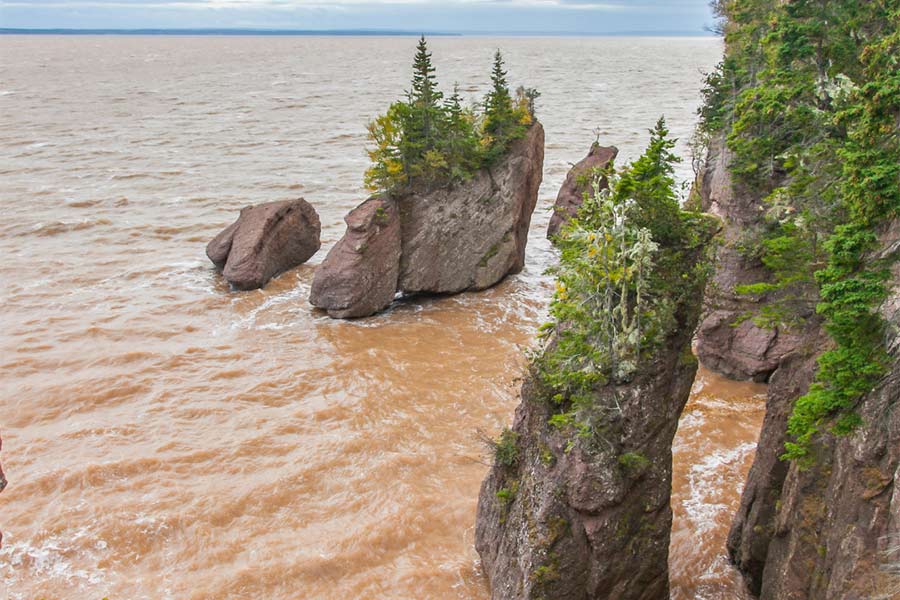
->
400, 35, 446, 179
484, 51, 514, 136
442, 84, 480, 181
364, 43, 537, 192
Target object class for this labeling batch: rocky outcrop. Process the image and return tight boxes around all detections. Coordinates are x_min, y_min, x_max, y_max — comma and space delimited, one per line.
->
696, 134, 900, 598
310, 122, 544, 318
725, 341, 823, 595
695, 136, 810, 382
547, 144, 618, 239
308, 197, 400, 319
723, 228, 900, 600
207, 198, 321, 290
475, 219, 716, 600
475, 356, 699, 600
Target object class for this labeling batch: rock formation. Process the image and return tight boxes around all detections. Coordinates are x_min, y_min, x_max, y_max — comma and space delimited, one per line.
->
310, 122, 544, 318
475, 349, 700, 600
695, 137, 900, 599
724, 246, 900, 600
207, 198, 321, 290
694, 137, 810, 382
547, 144, 618, 240
475, 214, 717, 599
308, 197, 400, 319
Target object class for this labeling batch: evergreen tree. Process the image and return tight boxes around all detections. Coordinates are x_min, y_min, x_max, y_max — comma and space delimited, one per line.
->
400, 36, 446, 179
698, 0, 900, 461
537, 120, 715, 429
482, 50, 519, 161
364, 42, 537, 193
614, 117, 683, 245
441, 84, 481, 181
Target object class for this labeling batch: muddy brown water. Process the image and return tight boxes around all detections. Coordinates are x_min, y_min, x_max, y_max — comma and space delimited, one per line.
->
0, 35, 763, 599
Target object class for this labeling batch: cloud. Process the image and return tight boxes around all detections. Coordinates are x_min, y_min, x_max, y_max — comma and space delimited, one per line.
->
0, 0, 716, 32
0, 0, 685, 9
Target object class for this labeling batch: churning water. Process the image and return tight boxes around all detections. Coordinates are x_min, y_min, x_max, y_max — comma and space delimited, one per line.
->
0, 34, 760, 599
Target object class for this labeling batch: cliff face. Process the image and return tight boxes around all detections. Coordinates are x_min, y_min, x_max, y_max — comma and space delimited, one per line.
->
397, 122, 544, 294
695, 136, 810, 382
310, 123, 544, 318
696, 141, 900, 599
475, 343, 699, 600
746, 235, 900, 600
475, 218, 715, 600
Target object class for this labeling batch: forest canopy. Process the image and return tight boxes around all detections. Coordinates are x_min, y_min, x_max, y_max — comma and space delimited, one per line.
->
364, 37, 539, 193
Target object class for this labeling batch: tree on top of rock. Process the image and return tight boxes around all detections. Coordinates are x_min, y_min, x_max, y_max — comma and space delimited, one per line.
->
482, 50, 523, 162
364, 38, 537, 193
441, 84, 481, 181
614, 117, 683, 246
402, 36, 445, 172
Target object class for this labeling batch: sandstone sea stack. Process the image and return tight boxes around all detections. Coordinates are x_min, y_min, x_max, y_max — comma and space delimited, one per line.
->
310, 122, 544, 319
207, 198, 321, 290
308, 197, 401, 319
476, 121, 719, 599
547, 143, 618, 240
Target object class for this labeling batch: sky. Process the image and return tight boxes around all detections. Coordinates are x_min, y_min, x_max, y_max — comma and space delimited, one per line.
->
0, 0, 717, 34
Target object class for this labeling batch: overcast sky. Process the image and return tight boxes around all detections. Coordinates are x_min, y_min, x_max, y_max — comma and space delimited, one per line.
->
0, 0, 717, 33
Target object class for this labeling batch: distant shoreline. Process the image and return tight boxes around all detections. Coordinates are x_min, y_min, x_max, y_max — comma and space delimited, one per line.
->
0, 28, 718, 38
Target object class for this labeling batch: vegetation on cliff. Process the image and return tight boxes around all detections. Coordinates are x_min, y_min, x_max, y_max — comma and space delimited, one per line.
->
365, 37, 539, 193
699, 0, 899, 460
535, 118, 717, 435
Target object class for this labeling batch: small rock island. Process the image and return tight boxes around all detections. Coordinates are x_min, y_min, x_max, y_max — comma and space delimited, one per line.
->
207, 198, 321, 290
310, 38, 544, 319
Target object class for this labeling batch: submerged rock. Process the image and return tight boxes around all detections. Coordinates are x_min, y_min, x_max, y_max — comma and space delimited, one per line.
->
207, 198, 321, 290
309, 197, 400, 319
547, 143, 618, 240
310, 122, 544, 318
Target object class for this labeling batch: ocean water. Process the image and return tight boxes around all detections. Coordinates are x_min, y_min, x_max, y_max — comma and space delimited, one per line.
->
0, 34, 759, 599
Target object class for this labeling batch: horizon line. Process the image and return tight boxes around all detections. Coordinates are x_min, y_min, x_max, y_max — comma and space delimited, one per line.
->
0, 27, 719, 38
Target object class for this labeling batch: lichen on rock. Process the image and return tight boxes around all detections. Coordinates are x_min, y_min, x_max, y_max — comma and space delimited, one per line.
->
475, 119, 719, 600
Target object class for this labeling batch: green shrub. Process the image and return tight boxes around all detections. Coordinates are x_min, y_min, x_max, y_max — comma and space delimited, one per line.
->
495, 428, 519, 468
533, 118, 715, 438
618, 452, 651, 477
699, 0, 900, 462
